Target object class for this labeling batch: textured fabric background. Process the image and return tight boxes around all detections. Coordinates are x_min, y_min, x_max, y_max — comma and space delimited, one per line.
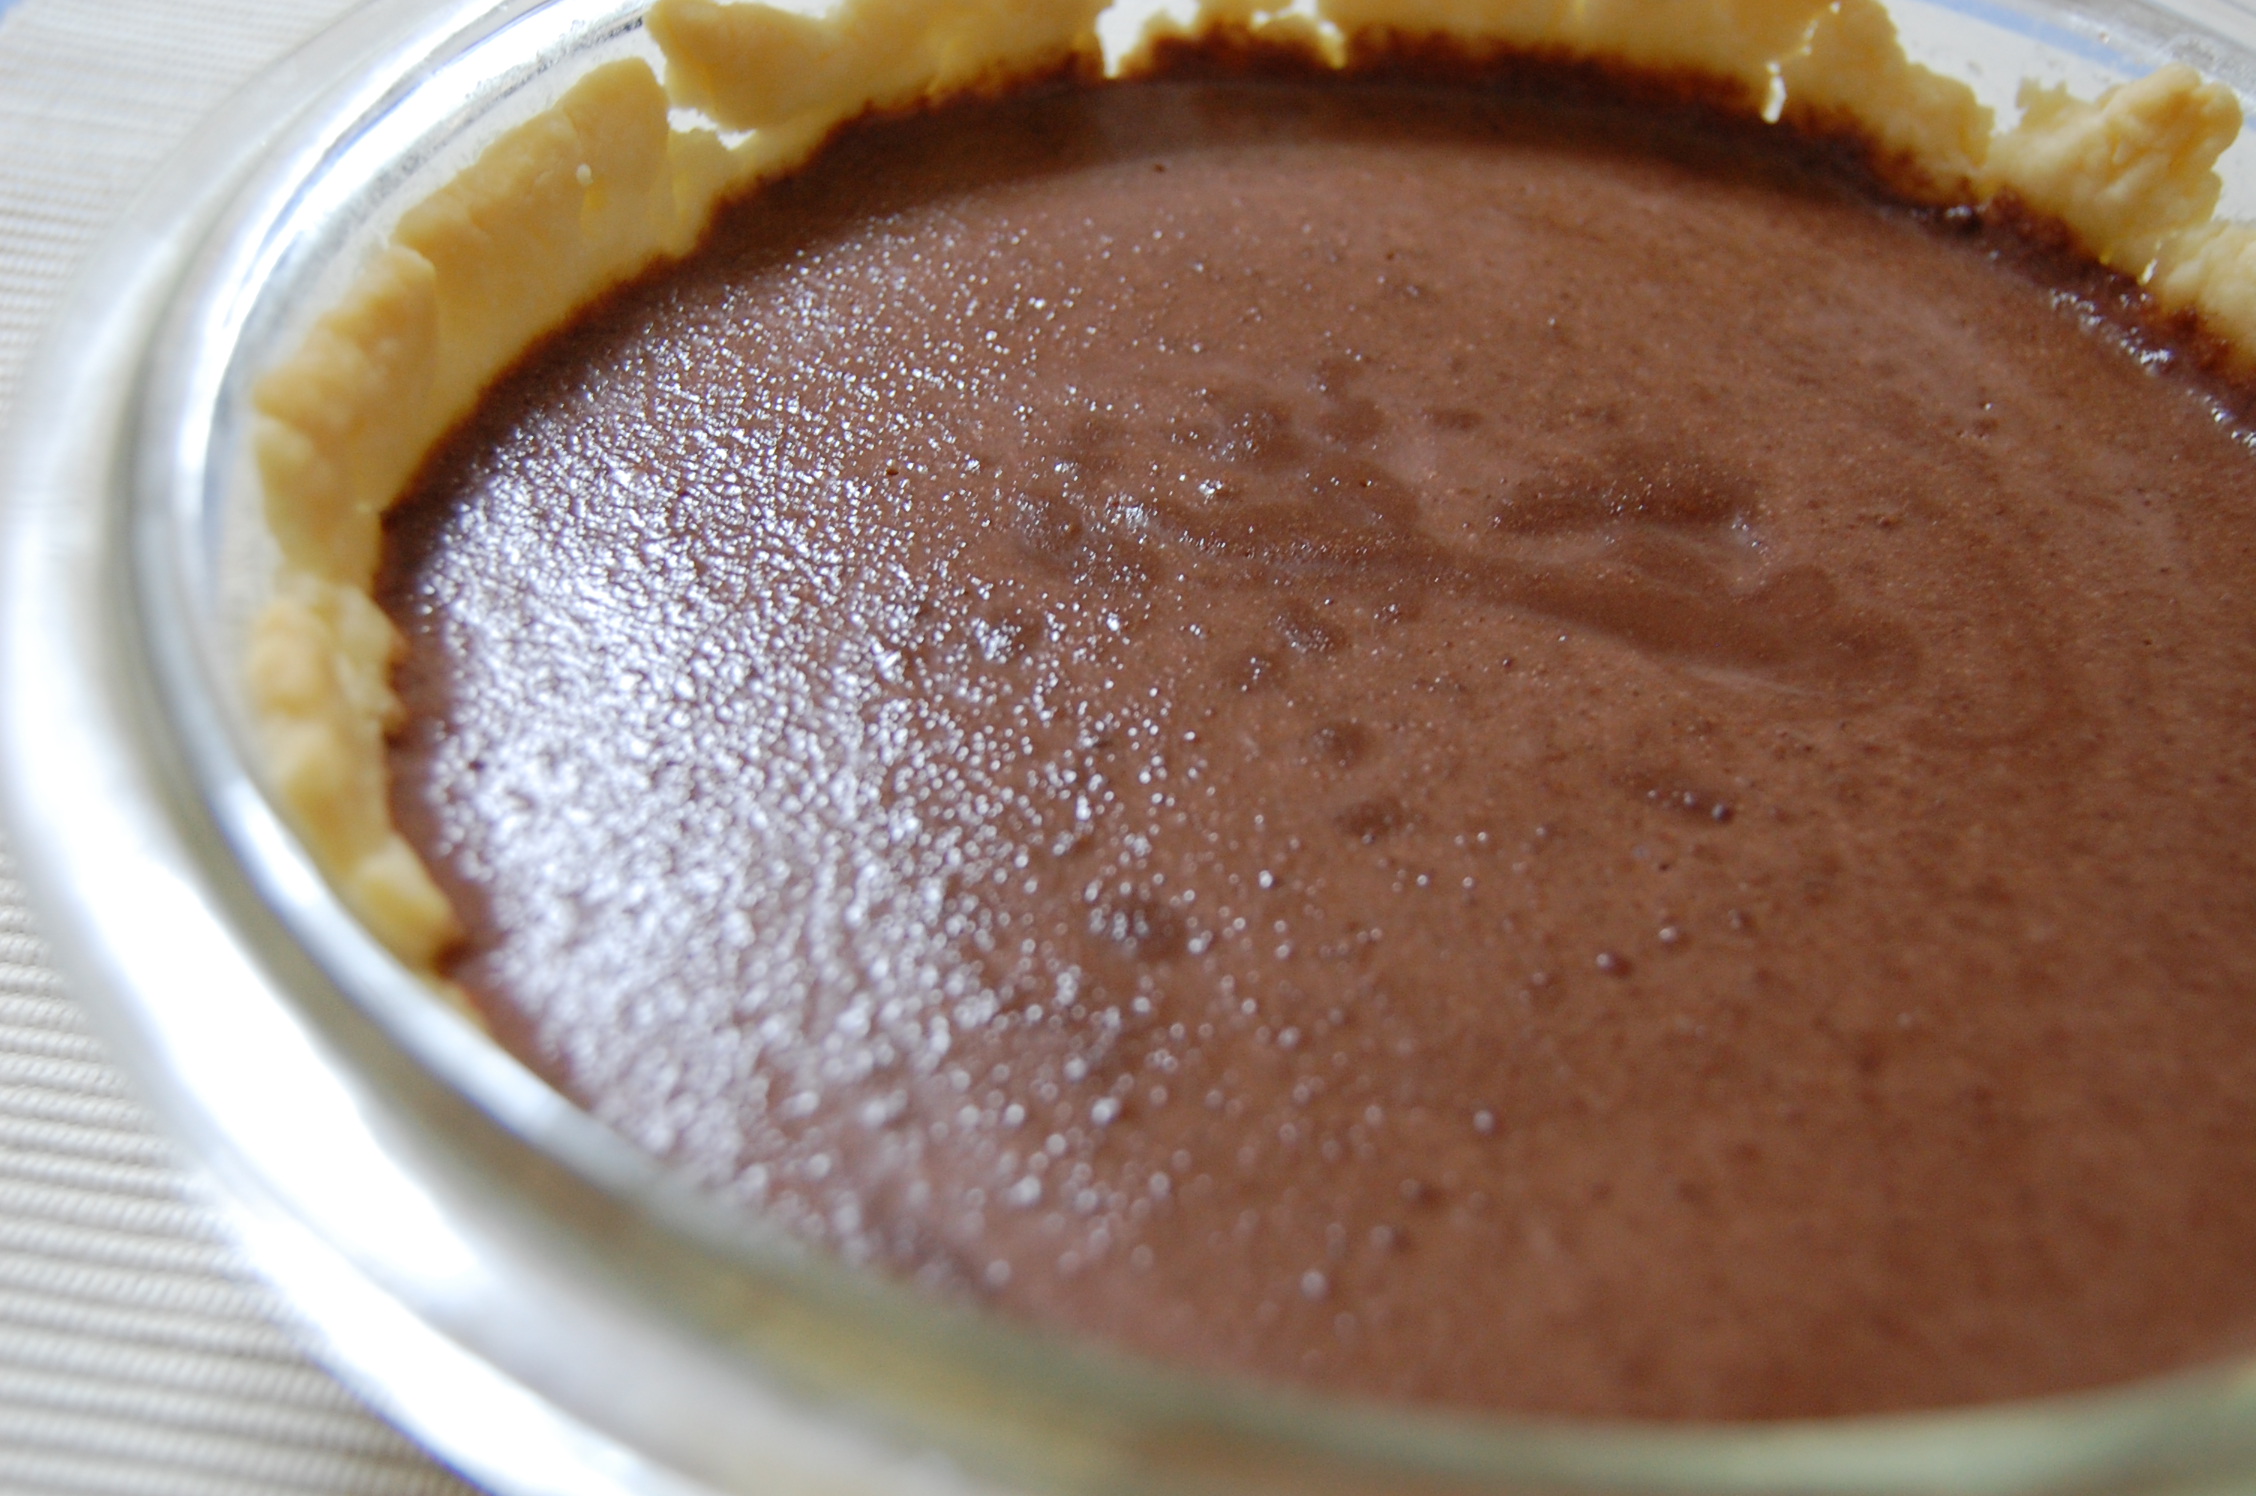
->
0, 2, 477, 1490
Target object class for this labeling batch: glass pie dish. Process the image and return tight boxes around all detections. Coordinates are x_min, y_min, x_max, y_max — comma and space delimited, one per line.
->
7, 0, 2256, 1492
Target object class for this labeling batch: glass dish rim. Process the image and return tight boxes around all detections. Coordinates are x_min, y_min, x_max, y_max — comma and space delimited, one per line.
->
21, 0, 2256, 1489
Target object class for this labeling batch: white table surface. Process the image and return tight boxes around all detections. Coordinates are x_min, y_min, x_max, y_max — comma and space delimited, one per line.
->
0, 1, 479, 1489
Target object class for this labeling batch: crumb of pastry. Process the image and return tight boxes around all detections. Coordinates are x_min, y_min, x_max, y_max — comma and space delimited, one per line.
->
1780, 0, 1990, 199
648, 0, 1109, 131
2152, 219, 2256, 363
1981, 62, 2241, 274
1565, 0, 1827, 105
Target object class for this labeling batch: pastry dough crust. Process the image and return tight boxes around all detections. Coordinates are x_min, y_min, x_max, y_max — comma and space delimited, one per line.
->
243, 0, 2256, 974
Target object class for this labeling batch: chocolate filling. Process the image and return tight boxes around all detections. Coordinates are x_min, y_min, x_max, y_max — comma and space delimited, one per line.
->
381, 70, 2256, 1420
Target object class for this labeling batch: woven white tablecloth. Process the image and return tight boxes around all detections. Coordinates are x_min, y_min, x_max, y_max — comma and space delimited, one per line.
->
0, 1, 477, 1489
